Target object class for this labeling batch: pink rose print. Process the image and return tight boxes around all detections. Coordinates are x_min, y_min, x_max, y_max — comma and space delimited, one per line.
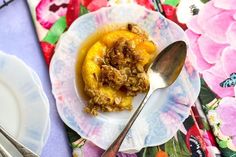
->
185, 0, 236, 98
36, 0, 69, 29
216, 97, 236, 147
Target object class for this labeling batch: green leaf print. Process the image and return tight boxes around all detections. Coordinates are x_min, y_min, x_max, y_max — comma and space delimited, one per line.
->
65, 125, 81, 144
199, 78, 217, 112
202, 118, 210, 130
80, 4, 89, 16
43, 16, 67, 44
164, 0, 180, 6
216, 138, 228, 148
221, 148, 236, 157
165, 137, 182, 157
200, 0, 210, 4
177, 131, 192, 156
164, 132, 191, 157
141, 147, 157, 157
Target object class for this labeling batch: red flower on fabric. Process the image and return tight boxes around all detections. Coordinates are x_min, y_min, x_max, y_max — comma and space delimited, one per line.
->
162, 4, 187, 30
66, 0, 108, 27
82, 0, 108, 12
40, 41, 55, 65
186, 125, 207, 152
135, 0, 154, 10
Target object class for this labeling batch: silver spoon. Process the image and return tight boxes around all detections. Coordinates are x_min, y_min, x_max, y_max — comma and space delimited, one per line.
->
0, 125, 39, 157
102, 40, 187, 157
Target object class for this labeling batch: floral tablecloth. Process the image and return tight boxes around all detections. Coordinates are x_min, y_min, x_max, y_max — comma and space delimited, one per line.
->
186, 0, 236, 156
27, 0, 236, 156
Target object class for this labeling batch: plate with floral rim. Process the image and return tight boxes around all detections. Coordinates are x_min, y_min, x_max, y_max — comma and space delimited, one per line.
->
0, 51, 50, 155
50, 4, 200, 152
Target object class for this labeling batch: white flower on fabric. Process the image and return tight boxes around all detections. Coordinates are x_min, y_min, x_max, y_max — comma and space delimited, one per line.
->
73, 147, 83, 157
176, 0, 204, 23
207, 110, 220, 126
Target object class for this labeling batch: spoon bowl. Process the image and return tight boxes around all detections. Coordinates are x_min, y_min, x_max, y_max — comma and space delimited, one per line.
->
149, 40, 187, 90
102, 40, 187, 157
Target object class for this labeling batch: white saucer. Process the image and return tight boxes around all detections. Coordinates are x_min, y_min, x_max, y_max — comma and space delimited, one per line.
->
0, 51, 50, 155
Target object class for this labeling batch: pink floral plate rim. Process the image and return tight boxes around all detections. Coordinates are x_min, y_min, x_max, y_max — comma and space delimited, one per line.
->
49, 4, 201, 152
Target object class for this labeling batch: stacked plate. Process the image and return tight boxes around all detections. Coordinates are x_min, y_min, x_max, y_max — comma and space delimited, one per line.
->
0, 50, 50, 155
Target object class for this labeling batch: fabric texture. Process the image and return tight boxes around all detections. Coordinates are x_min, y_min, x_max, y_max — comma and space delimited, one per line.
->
26, 0, 227, 156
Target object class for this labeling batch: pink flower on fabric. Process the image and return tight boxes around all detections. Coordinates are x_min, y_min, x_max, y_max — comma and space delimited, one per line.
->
185, 0, 236, 98
80, 141, 137, 157
83, 0, 108, 12
216, 97, 236, 147
36, 0, 69, 29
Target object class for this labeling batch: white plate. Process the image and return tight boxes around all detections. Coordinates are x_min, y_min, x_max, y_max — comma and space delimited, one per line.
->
50, 4, 200, 152
0, 51, 50, 155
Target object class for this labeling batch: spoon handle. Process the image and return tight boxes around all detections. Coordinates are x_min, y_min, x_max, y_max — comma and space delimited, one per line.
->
0, 126, 39, 157
101, 91, 152, 157
0, 144, 13, 157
